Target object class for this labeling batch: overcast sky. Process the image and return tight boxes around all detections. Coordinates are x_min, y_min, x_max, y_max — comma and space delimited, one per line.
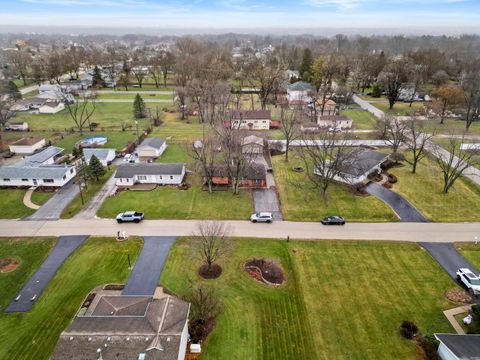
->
0, 0, 479, 34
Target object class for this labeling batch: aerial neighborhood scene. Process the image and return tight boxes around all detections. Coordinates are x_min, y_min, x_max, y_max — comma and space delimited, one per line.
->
1, 0, 480, 359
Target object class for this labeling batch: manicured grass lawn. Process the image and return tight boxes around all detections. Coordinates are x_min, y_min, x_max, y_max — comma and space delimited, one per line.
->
0, 189, 36, 219
340, 109, 378, 130
61, 169, 113, 219
272, 156, 397, 222
425, 118, 480, 135
456, 243, 480, 269
13, 79, 34, 88
0, 237, 56, 310
434, 137, 480, 170
0, 236, 142, 359
151, 112, 204, 142
161, 238, 455, 359
96, 93, 173, 100
55, 131, 139, 152
98, 175, 253, 220
156, 143, 190, 163
374, 101, 425, 116
30, 189, 55, 206
389, 156, 480, 222
22, 89, 39, 98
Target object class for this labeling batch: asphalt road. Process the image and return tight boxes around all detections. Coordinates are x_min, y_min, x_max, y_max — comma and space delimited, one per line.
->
0, 219, 479, 242
253, 189, 283, 221
122, 236, 176, 296
366, 182, 428, 222
5, 235, 89, 313
420, 242, 478, 279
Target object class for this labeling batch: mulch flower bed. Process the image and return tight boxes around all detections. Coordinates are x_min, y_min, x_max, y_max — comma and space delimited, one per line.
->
244, 258, 285, 286
103, 284, 125, 291
198, 264, 222, 279
0, 258, 19, 273
445, 288, 472, 303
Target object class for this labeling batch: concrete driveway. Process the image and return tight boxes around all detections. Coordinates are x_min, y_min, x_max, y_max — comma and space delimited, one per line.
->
74, 172, 117, 219
366, 182, 428, 222
122, 236, 176, 296
5, 235, 89, 313
25, 179, 79, 221
420, 242, 478, 279
253, 188, 283, 221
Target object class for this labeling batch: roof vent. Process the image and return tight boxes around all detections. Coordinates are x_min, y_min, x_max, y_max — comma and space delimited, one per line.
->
69, 337, 74, 341
88, 337, 92, 342
167, 337, 171, 342
126, 337, 130, 341
145, 337, 149, 342
107, 337, 111, 342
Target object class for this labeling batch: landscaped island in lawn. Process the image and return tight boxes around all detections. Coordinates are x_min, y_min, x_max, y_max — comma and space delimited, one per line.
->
272, 156, 398, 222
161, 238, 456, 360
0, 236, 142, 360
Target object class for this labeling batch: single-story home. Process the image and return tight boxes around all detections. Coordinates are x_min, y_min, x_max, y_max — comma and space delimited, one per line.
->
0, 146, 75, 187
115, 163, 185, 187
205, 163, 267, 189
434, 334, 480, 360
38, 101, 65, 114
287, 81, 314, 105
313, 98, 337, 115
5, 121, 28, 131
314, 149, 389, 185
10, 97, 47, 112
460, 144, 480, 151
136, 137, 167, 159
242, 135, 264, 155
9, 137, 46, 154
230, 110, 271, 130
317, 114, 353, 130
51, 289, 190, 360
83, 148, 116, 167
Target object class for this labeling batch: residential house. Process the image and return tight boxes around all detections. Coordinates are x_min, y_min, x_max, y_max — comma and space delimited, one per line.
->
51, 290, 190, 360
38, 101, 65, 114
5, 121, 28, 131
136, 138, 167, 159
38, 84, 74, 103
10, 97, 47, 112
317, 115, 353, 130
434, 334, 480, 360
83, 148, 116, 167
287, 81, 314, 105
314, 98, 337, 115
0, 146, 75, 187
9, 137, 46, 154
285, 69, 300, 81
115, 163, 185, 187
314, 149, 389, 185
206, 163, 267, 189
241, 135, 264, 155
231, 110, 271, 130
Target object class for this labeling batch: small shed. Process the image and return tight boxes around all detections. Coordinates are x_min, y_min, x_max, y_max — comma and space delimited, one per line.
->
136, 137, 167, 159
6, 122, 29, 131
241, 135, 264, 155
9, 137, 46, 154
83, 148, 116, 167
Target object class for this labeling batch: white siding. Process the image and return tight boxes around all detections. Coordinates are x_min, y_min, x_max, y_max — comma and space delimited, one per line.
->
116, 166, 185, 186
177, 320, 189, 360
232, 119, 270, 130
0, 167, 76, 187
287, 90, 311, 104
9, 139, 46, 154
437, 343, 459, 360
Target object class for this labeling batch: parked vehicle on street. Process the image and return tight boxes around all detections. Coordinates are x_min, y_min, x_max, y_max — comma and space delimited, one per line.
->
321, 216, 345, 225
456, 268, 480, 295
250, 212, 273, 223
116, 211, 144, 223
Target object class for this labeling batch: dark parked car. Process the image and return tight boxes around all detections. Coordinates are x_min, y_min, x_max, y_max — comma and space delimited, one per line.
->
321, 216, 345, 225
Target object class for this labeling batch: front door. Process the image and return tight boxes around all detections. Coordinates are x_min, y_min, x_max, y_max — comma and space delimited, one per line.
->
33, 179, 37, 186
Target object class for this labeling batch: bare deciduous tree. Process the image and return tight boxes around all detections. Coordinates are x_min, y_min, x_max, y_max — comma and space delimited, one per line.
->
378, 116, 408, 153
279, 106, 301, 162
405, 119, 435, 174
431, 84, 464, 124
189, 130, 219, 193
192, 221, 232, 272
434, 134, 477, 193
64, 93, 97, 135
377, 58, 410, 110
459, 60, 480, 131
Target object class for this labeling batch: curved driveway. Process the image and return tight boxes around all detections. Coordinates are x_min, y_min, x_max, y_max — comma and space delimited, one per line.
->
366, 182, 428, 222
0, 219, 478, 243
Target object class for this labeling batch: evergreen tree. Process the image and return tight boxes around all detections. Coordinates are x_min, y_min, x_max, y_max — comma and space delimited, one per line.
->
299, 48, 313, 82
92, 66, 104, 88
133, 93, 147, 119
88, 155, 106, 181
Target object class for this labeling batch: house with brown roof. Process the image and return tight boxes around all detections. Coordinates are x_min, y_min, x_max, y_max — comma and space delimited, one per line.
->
204, 163, 267, 189
230, 110, 271, 130
8, 137, 46, 154
51, 290, 190, 360
317, 114, 353, 130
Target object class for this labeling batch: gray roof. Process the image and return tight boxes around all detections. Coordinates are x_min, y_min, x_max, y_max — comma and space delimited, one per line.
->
435, 334, 480, 359
288, 81, 314, 91
0, 164, 74, 179
83, 148, 115, 163
51, 295, 190, 360
339, 150, 389, 177
115, 163, 184, 178
20, 146, 64, 166
138, 138, 165, 150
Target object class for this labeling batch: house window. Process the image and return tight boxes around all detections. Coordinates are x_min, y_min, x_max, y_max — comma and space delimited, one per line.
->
22, 179, 28, 182
70, 169, 74, 173
137, 175, 147, 181
43, 179, 54, 183
263, 120, 267, 123
3, 178, 10, 182
242, 120, 246, 124
159, 176, 163, 180
170, 176, 174, 180
63, 175, 66, 180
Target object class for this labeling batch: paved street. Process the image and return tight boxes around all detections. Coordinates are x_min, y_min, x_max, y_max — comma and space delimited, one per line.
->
0, 219, 478, 242
122, 236, 176, 296
5, 235, 89, 313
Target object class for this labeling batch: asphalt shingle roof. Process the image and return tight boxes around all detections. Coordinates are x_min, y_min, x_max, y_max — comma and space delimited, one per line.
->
115, 163, 185, 178
83, 148, 115, 162
435, 334, 480, 359
339, 150, 389, 177
138, 138, 165, 150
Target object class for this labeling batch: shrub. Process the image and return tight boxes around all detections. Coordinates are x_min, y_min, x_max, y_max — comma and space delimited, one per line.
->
417, 335, 439, 360
472, 304, 480, 316
399, 320, 418, 339
371, 83, 382, 97
387, 173, 398, 184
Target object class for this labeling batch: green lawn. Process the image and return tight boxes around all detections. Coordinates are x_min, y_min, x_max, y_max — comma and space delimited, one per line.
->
30, 190, 55, 207
369, 100, 425, 116
161, 238, 455, 359
0, 236, 142, 360
456, 243, 480, 269
96, 93, 173, 100
156, 143, 190, 163
151, 112, 204, 142
98, 175, 253, 220
340, 109, 378, 130
0, 189, 36, 219
272, 156, 397, 222
389, 156, 480, 222
425, 118, 480, 135
13, 79, 34, 88
61, 168, 113, 219
56, 132, 139, 152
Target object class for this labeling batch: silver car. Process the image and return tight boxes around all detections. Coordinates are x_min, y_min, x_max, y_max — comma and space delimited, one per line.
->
250, 212, 273, 223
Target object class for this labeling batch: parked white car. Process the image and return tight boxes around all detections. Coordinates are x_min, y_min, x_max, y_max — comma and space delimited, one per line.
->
123, 154, 137, 163
250, 212, 273, 223
456, 268, 480, 295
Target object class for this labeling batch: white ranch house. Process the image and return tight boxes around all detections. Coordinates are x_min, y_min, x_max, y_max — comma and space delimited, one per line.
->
5, 122, 28, 131
435, 334, 480, 360
287, 81, 314, 105
115, 163, 185, 187
317, 115, 353, 130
